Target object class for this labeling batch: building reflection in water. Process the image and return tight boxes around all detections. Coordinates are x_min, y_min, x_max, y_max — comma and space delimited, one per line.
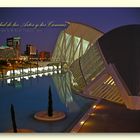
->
52, 71, 80, 113
1, 70, 61, 88
0, 69, 80, 113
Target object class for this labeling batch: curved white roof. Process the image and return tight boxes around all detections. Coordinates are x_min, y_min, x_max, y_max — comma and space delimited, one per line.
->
65, 22, 103, 43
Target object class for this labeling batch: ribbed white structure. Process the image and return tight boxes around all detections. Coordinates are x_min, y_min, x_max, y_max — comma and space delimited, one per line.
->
51, 22, 103, 66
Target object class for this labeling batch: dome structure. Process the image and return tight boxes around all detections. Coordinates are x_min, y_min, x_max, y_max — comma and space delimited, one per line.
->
99, 25, 140, 96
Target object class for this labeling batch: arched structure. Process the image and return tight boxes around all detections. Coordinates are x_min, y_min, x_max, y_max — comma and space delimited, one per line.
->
70, 25, 140, 110
51, 22, 103, 66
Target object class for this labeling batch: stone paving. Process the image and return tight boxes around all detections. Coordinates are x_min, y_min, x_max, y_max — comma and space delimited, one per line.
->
71, 98, 101, 132
78, 99, 140, 132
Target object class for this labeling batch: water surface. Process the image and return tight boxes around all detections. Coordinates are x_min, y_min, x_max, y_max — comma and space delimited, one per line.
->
0, 72, 94, 132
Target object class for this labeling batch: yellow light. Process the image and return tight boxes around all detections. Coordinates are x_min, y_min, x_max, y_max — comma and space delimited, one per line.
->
80, 121, 85, 125
93, 105, 96, 109
91, 77, 95, 81
89, 113, 95, 116
104, 76, 112, 84
107, 79, 113, 85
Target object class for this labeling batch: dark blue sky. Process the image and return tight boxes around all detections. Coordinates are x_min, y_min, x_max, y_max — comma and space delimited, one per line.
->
0, 8, 140, 53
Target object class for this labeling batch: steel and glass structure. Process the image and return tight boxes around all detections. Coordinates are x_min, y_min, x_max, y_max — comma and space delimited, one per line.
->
71, 25, 140, 110
51, 22, 103, 66
52, 22, 140, 110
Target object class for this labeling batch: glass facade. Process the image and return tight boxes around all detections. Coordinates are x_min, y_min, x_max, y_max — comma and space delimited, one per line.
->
51, 23, 128, 106
70, 41, 124, 104
70, 41, 106, 91
80, 42, 105, 84
51, 32, 90, 66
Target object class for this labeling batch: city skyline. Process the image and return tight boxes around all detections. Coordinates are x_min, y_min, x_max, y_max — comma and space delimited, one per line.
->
1, 7, 140, 133
0, 8, 140, 53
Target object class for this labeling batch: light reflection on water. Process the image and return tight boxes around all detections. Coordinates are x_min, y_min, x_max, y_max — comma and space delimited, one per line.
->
0, 71, 93, 132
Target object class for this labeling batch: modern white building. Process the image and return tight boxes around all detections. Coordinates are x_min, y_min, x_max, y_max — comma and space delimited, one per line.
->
70, 24, 140, 110
51, 22, 103, 66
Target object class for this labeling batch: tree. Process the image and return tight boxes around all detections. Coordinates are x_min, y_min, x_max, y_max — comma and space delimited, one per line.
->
48, 86, 53, 117
10, 104, 17, 132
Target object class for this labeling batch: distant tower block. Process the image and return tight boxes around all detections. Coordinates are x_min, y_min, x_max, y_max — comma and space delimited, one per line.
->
7, 37, 21, 60
25, 44, 37, 60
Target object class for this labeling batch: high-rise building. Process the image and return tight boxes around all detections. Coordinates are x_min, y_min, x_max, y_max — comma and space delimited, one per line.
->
25, 44, 37, 59
6, 36, 21, 59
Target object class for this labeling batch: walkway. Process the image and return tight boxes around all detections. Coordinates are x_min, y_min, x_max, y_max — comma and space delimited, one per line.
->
78, 99, 140, 132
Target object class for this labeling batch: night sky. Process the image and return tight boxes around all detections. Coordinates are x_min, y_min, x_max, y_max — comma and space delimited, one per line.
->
0, 8, 140, 53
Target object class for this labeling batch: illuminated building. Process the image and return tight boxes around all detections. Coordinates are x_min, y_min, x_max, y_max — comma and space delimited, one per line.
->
7, 36, 21, 59
51, 22, 103, 66
39, 51, 46, 61
70, 25, 140, 110
39, 51, 51, 61
0, 45, 16, 60
25, 44, 37, 59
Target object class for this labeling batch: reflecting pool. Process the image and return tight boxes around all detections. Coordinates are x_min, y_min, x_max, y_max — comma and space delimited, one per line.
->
0, 72, 94, 132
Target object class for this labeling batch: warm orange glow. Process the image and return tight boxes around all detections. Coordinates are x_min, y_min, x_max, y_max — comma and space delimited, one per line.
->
107, 79, 113, 85
93, 105, 96, 109
80, 121, 85, 125
103, 76, 116, 86
110, 81, 115, 85
95, 105, 107, 110
89, 113, 95, 116
83, 121, 94, 127
103, 76, 112, 84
